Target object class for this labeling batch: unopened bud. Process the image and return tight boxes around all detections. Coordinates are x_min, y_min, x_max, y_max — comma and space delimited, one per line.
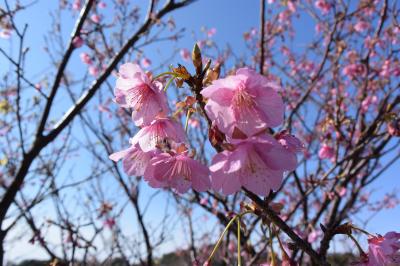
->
203, 63, 221, 86
203, 59, 211, 74
209, 124, 225, 148
334, 222, 353, 235
387, 118, 400, 137
192, 43, 203, 75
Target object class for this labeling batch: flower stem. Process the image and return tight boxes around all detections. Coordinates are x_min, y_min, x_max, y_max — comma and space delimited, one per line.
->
163, 76, 175, 92
206, 211, 252, 264
352, 226, 373, 237
184, 108, 192, 132
237, 217, 242, 266
268, 224, 277, 266
152, 71, 179, 80
348, 234, 366, 256
206, 215, 238, 263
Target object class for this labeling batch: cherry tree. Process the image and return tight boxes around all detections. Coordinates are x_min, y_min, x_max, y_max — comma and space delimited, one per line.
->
1, 0, 400, 265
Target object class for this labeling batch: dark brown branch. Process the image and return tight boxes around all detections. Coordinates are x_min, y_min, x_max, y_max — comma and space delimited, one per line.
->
259, 0, 265, 75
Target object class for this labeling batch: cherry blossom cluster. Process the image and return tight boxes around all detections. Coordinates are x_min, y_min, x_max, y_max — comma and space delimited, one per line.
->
355, 231, 400, 265
109, 61, 302, 196
109, 63, 210, 193
201, 68, 302, 196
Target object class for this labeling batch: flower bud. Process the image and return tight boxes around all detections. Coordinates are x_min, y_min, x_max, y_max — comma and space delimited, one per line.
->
192, 43, 203, 75
333, 222, 353, 235
208, 124, 225, 148
203, 63, 221, 86
387, 119, 400, 137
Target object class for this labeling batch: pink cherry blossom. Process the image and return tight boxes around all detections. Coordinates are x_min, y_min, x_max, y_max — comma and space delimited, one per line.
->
380, 60, 393, 78
72, 36, 84, 48
91, 14, 101, 24
72, 0, 81, 10
114, 63, 169, 126
275, 130, 304, 153
180, 48, 191, 62
201, 67, 284, 138
361, 95, 378, 113
144, 152, 210, 193
0, 29, 11, 39
354, 21, 370, 33
80, 52, 92, 65
315, 0, 331, 15
207, 28, 217, 38
357, 232, 400, 265
98, 2, 107, 8
130, 117, 186, 152
141, 58, 152, 68
104, 218, 116, 229
200, 197, 208, 205
308, 229, 322, 243
387, 119, 400, 137
109, 144, 154, 176
342, 63, 367, 79
88, 66, 99, 76
318, 143, 334, 160
287, 1, 296, 13
210, 135, 297, 196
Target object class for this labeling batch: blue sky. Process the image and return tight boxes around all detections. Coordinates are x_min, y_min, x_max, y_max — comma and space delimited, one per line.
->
1, 0, 400, 263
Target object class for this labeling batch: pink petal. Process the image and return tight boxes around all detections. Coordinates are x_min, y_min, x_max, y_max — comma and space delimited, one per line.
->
189, 159, 210, 192
109, 148, 130, 162
122, 145, 153, 176
254, 85, 284, 128
210, 152, 242, 195
118, 63, 145, 79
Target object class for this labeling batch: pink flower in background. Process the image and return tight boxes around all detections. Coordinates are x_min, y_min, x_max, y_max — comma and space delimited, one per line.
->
180, 48, 191, 61
104, 218, 116, 229
109, 144, 154, 176
80, 52, 92, 65
72, 0, 81, 10
361, 95, 378, 113
278, 10, 291, 24
130, 117, 186, 152
318, 143, 334, 160
315, 23, 325, 34
342, 63, 367, 78
275, 131, 304, 153
287, 1, 296, 13
228, 241, 236, 252
308, 229, 322, 243
207, 28, 217, 38
354, 21, 370, 33
387, 119, 400, 137
141, 58, 152, 68
356, 232, 400, 265
91, 14, 101, 24
380, 60, 391, 78
0, 29, 11, 39
72, 36, 84, 48
114, 63, 169, 126
201, 68, 284, 138
88, 66, 99, 76
200, 197, 208, 205
144, 152, 211, 193
188, 118, 200, 128
98, 1, 107, 8
210, 135, 297, 196
315, 0, 331, 15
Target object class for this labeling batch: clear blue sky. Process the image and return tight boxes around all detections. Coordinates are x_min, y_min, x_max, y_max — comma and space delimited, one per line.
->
1, 0, 399, 263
